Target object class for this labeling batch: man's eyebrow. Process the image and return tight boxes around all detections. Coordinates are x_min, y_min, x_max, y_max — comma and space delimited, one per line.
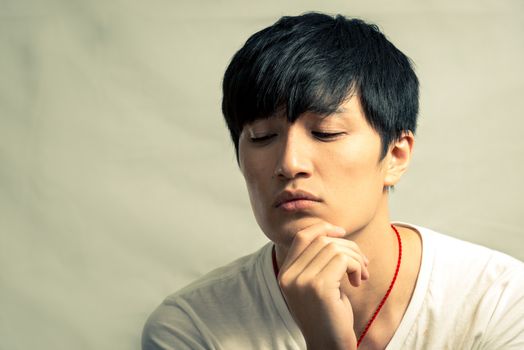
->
319, 107, 347, 118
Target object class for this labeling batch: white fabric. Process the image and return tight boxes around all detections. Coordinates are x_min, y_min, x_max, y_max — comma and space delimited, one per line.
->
142, 223, 524, 349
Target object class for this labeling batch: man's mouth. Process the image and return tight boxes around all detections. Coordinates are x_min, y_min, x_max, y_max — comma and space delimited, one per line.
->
273, 189, 321, 209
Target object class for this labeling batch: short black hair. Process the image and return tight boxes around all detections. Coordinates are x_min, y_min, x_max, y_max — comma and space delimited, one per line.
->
222, 12, 419, 162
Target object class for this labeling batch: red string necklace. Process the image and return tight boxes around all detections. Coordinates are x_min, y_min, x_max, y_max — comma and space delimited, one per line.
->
356, 224, 402, 347
271, 224, 402, 348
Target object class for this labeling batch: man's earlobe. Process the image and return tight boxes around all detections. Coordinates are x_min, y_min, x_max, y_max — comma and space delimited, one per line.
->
384, 131, 414, 187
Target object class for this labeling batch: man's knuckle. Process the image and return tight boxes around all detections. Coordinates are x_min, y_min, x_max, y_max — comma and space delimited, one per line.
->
317, 236, 330, 245
326, 242, 339, 254
347, 240, 358, 250
334, 252, 348, 264
295, 230, 306, 240
322, 222, 333, 231
295, 275, 310, 289
278, 273, 291, 287
310, 279, 325, 293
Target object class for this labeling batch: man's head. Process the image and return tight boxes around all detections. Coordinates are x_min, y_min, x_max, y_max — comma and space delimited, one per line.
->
222, 12, 419, 163
222, 12, 419, 244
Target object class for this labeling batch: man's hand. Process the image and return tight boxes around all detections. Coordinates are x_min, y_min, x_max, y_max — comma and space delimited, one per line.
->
277, 222, 370, 350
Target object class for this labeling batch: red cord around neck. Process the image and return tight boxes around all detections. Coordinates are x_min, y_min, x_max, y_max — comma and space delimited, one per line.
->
356, 224, 402, 347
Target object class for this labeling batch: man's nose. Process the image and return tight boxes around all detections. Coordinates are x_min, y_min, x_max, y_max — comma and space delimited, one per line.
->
273, 130, 313, 180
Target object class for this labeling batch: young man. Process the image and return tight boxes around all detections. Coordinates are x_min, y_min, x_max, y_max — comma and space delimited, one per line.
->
142, 13, 524, 349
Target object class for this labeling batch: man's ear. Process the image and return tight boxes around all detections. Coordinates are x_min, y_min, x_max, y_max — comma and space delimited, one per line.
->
384, 131, 415, 187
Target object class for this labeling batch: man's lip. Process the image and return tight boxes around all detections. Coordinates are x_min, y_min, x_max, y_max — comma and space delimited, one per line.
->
273, 190, 321, 208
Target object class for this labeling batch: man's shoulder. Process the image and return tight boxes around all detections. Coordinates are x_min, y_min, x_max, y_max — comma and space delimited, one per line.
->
389, 223, 524, 349
410, 223, 524, 320
396, 222, 524, 306
142, 242, 277, 349
154, 242, 271, 310
415, 224, 524, 273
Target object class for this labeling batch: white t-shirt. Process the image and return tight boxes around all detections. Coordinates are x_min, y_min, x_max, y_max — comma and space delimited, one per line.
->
142, 223, 524, 349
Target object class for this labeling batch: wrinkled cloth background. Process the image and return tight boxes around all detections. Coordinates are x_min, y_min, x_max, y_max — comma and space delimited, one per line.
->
1, 1, 523, 349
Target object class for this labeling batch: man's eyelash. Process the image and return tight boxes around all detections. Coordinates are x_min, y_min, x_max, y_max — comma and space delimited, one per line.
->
250, 134, 275, 143
312, 132, 344, 139
249, 132, 344, 143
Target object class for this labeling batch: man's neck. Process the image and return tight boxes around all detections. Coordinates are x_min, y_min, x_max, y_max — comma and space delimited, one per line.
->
352, 223, 422, 348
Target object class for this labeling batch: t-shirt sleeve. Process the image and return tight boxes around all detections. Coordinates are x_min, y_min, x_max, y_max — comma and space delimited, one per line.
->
141, 303, 208, 350
480, 262, 524, 349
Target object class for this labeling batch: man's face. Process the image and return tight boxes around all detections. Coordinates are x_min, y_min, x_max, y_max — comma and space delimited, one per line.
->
238, 96, 391, 247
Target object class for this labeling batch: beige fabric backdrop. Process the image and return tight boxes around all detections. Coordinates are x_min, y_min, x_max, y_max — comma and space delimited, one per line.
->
1, 0, 523, 349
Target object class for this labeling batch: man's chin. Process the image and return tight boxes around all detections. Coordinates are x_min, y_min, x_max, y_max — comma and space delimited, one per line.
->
269, 217, 328, 244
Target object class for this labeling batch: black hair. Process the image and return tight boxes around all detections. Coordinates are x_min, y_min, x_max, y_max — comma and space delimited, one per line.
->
222, 12, 419, 162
